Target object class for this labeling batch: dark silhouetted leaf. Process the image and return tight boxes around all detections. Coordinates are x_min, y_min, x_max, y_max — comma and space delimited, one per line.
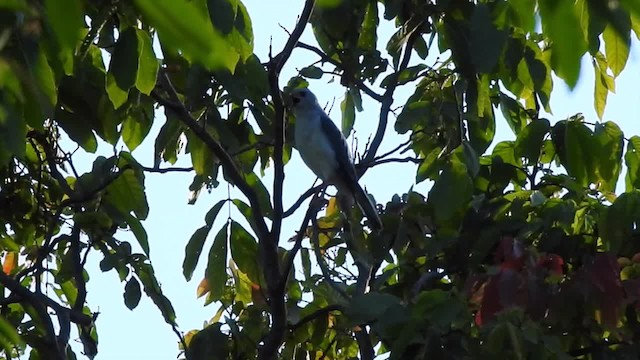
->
515, 119, 551, 164
124, 277, 142, 310
625, 136, 640, 191
183, 200, 226, 281
471, 4, 508, 72
205, 225, 228, 302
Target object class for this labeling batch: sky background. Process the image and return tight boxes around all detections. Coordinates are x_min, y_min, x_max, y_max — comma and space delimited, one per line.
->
59, 1, 640, 359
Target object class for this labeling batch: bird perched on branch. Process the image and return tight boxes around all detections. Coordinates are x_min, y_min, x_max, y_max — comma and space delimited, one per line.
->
289, 87, 382, 230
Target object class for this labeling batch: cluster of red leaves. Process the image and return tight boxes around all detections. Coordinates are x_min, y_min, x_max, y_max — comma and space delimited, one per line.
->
468, 236, 564, 326
468, 236, 635, 330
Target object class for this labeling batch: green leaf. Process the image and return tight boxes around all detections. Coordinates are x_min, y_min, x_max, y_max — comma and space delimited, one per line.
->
229, 221, 259, 283
154, 113, 184, 165
205, 225, 228, 302
508, 0, 535, 32
358, 0, 378, 51
106, 28, 138, 109
124, 277, 142, 310
0, 314, 23, 350
134, 29, 159, 94
341, 90, 355, 136
207, 0, 238, 34
0, 102, 27, 164
30, 43, 57, 117
381, 65, 427, 88
124, 213, 150, 257
244, 173, 273, 218
599, 191, 640, 252
427, 158, 473, 223
416, 146, 444, 183
185, 324, 229, 360
559, 121, 594, 187
470, 3, 508, 73
182, 200, 226, 281
499, 94, 528, 135
625, 136, 640, 191
229, 1, 254, 60
593, 57, 613, 119
187, 131, 216, 176
134, 0, 240, 72
539, 0, 587, 87
104, 169, 149, 219
346, 292, 402, 324
467, 76, 496, 154
593, 121, 623, 192
133, 261, 177, 325
183, 227, 212, 282
44, 0, 82, 74
122, 102, 153, 151
603, 22, 631, 78
300, 65, 324, 79
514, 118, 551, 164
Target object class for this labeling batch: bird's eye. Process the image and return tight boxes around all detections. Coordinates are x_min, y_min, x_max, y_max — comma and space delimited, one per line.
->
293, 97, 301, 104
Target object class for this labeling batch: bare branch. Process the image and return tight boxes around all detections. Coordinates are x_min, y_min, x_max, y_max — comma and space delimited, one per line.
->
141, 166, 194, 173
283, 184, 324, 218
280, 192, 325, 290
370, 157, 421, 166
289, 305, 343, 331
296, 41, 384, 102
362, 31, 420, 165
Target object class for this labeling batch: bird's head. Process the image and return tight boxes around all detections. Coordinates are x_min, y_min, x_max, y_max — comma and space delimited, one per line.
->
289, 88, 319, 113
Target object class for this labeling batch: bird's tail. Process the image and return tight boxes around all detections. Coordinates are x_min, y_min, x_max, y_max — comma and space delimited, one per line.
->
352, 183, 383, 231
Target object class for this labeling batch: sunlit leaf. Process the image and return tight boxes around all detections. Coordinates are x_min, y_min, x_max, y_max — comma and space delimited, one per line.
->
539, 0, 587, 87
134, 0, 240, 72
229, 221, 259, 283
44, 0, 83, 74
341, 90, 355, 136
134, 29, 159, 94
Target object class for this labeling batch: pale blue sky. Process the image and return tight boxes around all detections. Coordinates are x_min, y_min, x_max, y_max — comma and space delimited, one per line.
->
61, 2, 640, 359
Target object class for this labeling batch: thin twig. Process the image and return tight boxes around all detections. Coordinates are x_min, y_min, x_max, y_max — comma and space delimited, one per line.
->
289, 305, 343, 331
283, 184, 325, 218
296, 42, 384, 102
362, 31, 419, 165
152, 73, 269, 241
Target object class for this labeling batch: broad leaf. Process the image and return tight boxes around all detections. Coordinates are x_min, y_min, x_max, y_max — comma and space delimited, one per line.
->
205, 225, 228, 302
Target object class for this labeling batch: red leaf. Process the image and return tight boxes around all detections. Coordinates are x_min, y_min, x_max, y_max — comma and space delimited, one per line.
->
537, 254, 564, 275
588, 253, 624, 329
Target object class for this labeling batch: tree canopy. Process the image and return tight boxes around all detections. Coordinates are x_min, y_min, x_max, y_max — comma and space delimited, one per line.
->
1, 0, 640, 359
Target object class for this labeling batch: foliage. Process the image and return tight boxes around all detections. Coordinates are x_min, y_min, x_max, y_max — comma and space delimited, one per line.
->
0, 0, 640, 359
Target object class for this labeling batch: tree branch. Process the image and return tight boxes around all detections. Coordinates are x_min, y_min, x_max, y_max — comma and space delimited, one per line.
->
283, 184, 324, 218
141, 166, 194, 173
152, 73, 269, 241
296, 42, 384, 102
362, 31, 419, 165
260, 1, 316, 359
289, 305, 343, 331
280, 192, 324, 290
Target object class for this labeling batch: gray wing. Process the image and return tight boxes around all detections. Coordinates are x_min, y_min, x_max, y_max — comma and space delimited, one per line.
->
319, 112, 358, 184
